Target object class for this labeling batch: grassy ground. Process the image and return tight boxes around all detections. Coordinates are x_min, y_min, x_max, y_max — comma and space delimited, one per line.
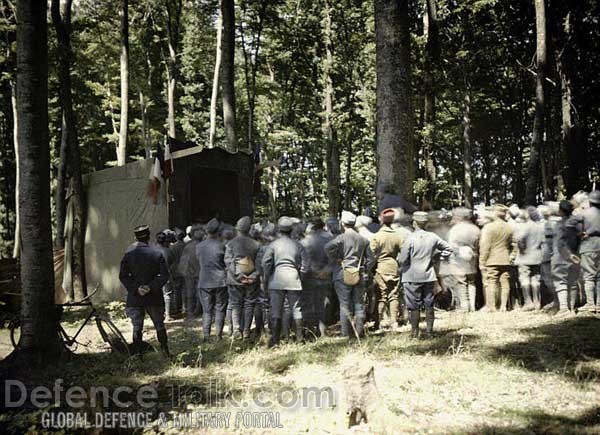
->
1, 306, 600, 434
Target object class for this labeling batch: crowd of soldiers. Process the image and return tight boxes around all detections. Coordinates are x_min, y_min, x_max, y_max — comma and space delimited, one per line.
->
118, 187, 600, 356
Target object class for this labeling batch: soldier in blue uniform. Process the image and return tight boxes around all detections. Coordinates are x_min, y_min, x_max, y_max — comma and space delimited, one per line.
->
119, 225, 171, 356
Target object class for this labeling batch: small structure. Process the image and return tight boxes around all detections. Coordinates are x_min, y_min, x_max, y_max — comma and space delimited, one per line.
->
75, 145, 254, 302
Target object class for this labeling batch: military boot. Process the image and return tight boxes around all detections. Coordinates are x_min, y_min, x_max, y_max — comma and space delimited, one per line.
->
389, 299, 400, 331
554, 289, 570, 317
269, 319, 282, 348
376, 301, 386, 330
424, 308, 435, 338
521, 284, 534, 311
254, 306, 264, 339
294, 319, 304, 343
409, 310, 420, 338
569, 287, 579, 312
215, 311, 225, 340
131, 330, 143, 355
231, 308, 243, 340
157, 329, 171, 358
581, 282, 596, 312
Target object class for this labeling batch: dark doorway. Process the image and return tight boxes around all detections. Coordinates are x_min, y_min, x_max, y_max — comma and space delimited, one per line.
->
190, 168, 240, 224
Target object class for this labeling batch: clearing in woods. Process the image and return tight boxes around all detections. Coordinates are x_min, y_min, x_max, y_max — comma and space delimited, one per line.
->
1, 307, 599, 434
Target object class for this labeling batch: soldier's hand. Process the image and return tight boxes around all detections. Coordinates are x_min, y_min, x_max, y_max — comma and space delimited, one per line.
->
570, 254, 581, 265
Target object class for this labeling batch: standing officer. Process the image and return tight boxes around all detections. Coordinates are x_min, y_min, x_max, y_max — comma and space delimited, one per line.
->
445, 208, 480, 312
156, 232, 175, 320
196, 218, 228, 341
119, 225, 171, 356
479, 204, 514, 311
569, 191, 600, 312
370, 208, 405, 330
324, 211, 375, 339
513, 207, 545, 310
539, 205, 557, 310
398, 212, 452, 338
178, 226, 204, 320
552, 201, 581, 315
262, 217, 307, 347
225, 216, 260, 340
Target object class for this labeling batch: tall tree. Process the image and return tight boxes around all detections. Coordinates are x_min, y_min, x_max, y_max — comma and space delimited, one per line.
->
12, 0, 63, 362
462, 85, 473, 208
52, 0, 87, 300
209, 0, 223, 148
117, 0, 129, 165
375, 0, 414, 200
525, 0, 547, 204
422, 0, 439, 205
163, 0, 182, 139
220, 0, 236, 150
323, 0, 340, 216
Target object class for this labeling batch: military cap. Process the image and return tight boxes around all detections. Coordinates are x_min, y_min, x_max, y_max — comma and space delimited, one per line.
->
527, 206, 541, 222
185, 225, 192, 236
453, 207, 472, 219
290, 217, 301, 225
356, 215, 373, 227
559, 200, 574, 215
278, 216, 294, 232
249, 223, 262, 239
134, 225, 150, 238
380, 208, 395, 224
262, 222, 276, 240
310, 217, 325, 229
236, 216, 252, 232
340, 210, 357, 226
494, 204, 509, 214
413, 211, 429, 223
589, 190, 600, 205
205, 218, 220, 234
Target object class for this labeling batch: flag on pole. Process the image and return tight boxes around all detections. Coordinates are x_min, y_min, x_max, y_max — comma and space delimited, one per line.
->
147, 157, 162, 204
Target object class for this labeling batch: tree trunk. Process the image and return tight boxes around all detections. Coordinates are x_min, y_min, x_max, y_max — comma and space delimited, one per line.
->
422, 0, 438, 204
11, 80, 20, 259
462, 88, 473, 208
12, 0, 63, 361
54, 114, 68, 249
375, 0, 414, 200
165, 0, 182, 140
209, 0, 223, 148
220, 0, 236, 151
52, 0, 87, 300
525, 0, 547, 205
323, 0, 340, 217
117, 0, 128, 165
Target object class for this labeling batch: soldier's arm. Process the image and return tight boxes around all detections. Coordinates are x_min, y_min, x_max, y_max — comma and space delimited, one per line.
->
479, 228, 490, 268
324, 236, 342, 262
261, 245, 275, 284
436, 236, 453, 259
364, 243, 376, 273
119, 253, 138, 291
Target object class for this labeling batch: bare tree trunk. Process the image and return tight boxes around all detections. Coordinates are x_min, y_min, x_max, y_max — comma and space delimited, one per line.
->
375, 0, 414, 200
462, 87, 473, 208
55, 115, 68, 249
139, 90, 150, 158
220, 0, 236, 151
323, 0, 340, 217
117, 0, 128, 165
52, 0, 87, 300
11, 80, 20, 258
525, 0, 547, 205
209, 0, 223, 148
164, 0, 182, 140
422, 0, 438, 204
11, 0, 63, 362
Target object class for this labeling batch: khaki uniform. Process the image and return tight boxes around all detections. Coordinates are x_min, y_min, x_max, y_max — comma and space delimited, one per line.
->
370, 225, 405, 328
479, 219, 514, 311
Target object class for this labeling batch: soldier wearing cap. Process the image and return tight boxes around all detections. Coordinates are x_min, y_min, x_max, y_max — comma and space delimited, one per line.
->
568, 190, 600, 312
170, 229, 186, 316
196, 218, 228, 341
301, 217, 334, 337
479, 204, 514, 312
325, 211, 375, 339
398, 212, 452, 338
369, 208, 405, 330
224, 216, 260, 340
552, 201, 581, 315
155, 231, 176, 320
326, 216, 341, 237
445, 208, 480, 312
262, 216, 308, 347
513, 207, 545, 310
538, 205, 558, 310
255, 222, 276, 338
178, 225, 204, 319
119, 225, 171, 356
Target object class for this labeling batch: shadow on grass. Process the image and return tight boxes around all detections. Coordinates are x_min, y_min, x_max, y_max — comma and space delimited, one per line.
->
461, 405, 600, 435
484, 315, 600, 382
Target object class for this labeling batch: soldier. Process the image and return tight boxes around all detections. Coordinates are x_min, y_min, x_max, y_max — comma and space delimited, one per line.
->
301, 217, 334, 337
539, 204, 557, 310
479, 204, 514, 312
513, 207, 544, 310
262, 217, 307, 347
398, 212, 452, 338
225, 216, 260, 340
445, 208, 480, 312
326, 216, 341, 237
370, 208, 405, 330
170, 229, 186, 316
178, 226, 204, 319
196, 219, 228, 341
155, 232, 176, 320
119, 225, 171, 356
255, 222, 276, 337
569, 190, 600, 312
325, 211, 375, 339
552, 201, 581, 316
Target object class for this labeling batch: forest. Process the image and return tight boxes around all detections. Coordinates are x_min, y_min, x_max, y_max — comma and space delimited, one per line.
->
0, 0, 599, 258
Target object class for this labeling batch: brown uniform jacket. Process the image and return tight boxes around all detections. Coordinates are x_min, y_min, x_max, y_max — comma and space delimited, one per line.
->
370, 225, 405, 278
479, 219, 514, 267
